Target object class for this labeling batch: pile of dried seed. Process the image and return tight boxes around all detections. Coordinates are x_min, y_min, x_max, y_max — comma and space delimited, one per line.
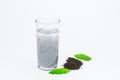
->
64, 57, 83, 70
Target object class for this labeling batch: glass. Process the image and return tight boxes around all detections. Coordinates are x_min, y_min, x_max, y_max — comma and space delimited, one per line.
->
35, 18, 60, 71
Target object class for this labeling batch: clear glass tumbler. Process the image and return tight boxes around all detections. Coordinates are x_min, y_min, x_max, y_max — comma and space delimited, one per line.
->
35, 18, 60, 71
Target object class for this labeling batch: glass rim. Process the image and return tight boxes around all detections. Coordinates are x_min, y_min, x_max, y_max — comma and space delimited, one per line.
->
35, 17, 60, 25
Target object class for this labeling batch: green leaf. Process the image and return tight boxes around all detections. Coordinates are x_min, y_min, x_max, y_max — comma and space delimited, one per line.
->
49, 68, 71, 74
74, 54, 92, 61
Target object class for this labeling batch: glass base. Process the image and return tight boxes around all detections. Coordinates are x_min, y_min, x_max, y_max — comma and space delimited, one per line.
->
38, 65, 57, 71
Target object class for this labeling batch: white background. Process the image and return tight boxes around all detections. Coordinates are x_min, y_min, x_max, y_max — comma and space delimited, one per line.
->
0, 0, 120, 80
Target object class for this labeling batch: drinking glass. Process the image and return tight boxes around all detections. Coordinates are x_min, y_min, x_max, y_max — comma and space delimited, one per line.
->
35, 18, 60, 71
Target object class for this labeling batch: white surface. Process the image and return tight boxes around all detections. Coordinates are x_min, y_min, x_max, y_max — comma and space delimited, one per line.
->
1, 0, 120, 80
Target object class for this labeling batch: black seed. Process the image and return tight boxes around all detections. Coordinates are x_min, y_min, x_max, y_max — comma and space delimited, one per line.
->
64, 57, 83, 70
